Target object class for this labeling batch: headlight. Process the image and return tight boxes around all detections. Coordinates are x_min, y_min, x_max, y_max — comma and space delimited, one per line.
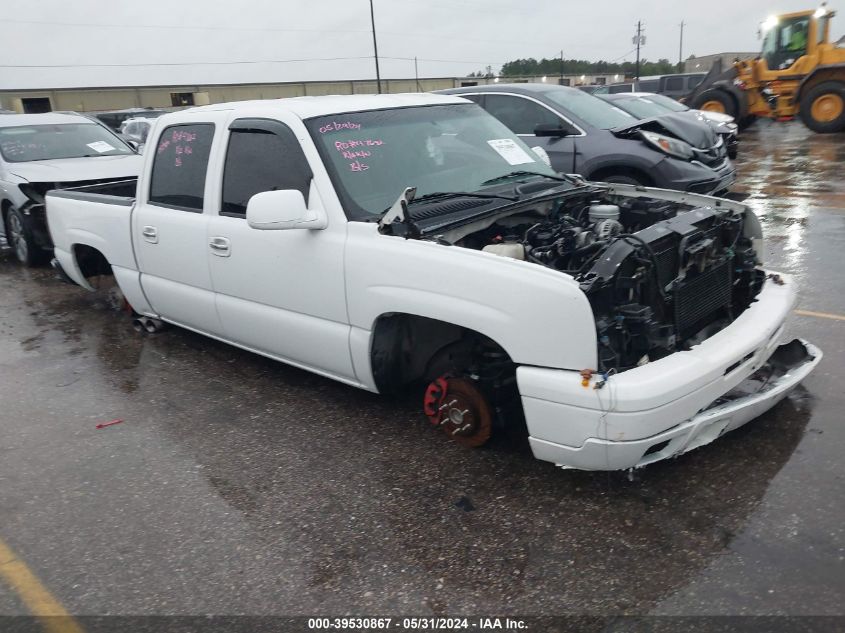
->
698, 110, 736, 125
640, 130, 695, 160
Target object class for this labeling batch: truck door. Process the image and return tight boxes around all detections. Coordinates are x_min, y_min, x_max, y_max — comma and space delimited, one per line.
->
480, 93, 578, 173
133, 118, 223, 335
205, 117, 355, 382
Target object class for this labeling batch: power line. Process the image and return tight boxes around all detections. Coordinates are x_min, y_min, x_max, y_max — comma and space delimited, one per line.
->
0, 56, 506, 70
0, 17, 371, 34
383, 56, 506, 65
609, 48, 638, 63
0, 16, 577, 48
0, 56, 374, 69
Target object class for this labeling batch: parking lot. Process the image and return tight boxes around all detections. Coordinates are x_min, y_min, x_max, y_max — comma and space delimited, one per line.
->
0, 119, 843, 620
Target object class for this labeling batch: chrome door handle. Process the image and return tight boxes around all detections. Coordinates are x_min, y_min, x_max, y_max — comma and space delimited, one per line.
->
141, 226, 158, 243
209, 236, 231, 257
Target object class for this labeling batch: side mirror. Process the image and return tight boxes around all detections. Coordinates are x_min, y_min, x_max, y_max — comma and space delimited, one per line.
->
534, 122, 579, 137
246, 189, 326, 231
126, 140, 140, 152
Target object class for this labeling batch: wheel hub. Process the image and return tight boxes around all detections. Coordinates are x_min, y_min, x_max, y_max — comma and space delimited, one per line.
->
423, 376, 493, 448
811, 93, 844, 123
701, 100, 727, 114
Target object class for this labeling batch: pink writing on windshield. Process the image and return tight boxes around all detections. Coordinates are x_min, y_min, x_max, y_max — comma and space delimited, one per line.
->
334, 139, 383, 151
319, 121, 362, 134
332, 138, 384, 172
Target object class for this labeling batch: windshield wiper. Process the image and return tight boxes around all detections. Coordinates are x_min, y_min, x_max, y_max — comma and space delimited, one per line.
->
377, 188, 517, 236
409, 191, 518, 205
481, 170, 571, 185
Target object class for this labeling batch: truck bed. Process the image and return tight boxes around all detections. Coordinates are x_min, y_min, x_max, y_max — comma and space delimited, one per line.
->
46, 179, 139, 291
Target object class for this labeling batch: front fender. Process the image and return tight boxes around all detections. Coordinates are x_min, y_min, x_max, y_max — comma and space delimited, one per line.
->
345, 222, 598, 373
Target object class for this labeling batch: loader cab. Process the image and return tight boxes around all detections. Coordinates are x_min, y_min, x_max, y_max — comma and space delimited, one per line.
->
759, 9, 831, 72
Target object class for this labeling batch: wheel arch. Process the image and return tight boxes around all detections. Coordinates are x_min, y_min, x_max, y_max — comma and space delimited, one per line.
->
795, 65, 845, 103
368, 312, 514, 395
72, 243, 113, 279
587, 164, 655, 186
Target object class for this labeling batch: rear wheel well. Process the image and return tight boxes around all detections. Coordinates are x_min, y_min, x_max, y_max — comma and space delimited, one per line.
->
588, 166, 654, 186
370, 313, 513, 395
73, 244, 112, 279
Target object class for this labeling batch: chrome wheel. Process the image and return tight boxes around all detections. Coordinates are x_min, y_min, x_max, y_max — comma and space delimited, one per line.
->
7, 211, 28, 263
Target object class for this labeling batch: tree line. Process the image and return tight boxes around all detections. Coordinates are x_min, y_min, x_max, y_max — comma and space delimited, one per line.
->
468, 57, 681, 79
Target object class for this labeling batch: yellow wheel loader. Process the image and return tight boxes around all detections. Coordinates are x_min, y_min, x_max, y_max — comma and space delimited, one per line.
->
688, 4, 845, 133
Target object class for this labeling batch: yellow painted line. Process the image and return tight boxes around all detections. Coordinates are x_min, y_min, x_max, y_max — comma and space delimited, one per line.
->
795, 309, 845, 322
0, 536, 85, 633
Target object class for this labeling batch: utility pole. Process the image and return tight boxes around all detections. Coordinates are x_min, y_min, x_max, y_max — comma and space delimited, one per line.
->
560, 49, 564, 84
368, 0, 382, 94
678, 20, 685, 72
414, 56, 420, 91
632, 21, 646, 80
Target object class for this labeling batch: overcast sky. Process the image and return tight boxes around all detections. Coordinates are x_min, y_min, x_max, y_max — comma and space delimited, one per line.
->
0, 0, 831, 89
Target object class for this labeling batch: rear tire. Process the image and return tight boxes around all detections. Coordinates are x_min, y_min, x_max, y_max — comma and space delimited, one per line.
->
5, 207, 44, 267
800, 81, 845, 133
693, 89, 739, 119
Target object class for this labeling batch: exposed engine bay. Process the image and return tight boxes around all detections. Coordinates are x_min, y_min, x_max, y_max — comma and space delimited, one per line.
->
390, 184, 765, 373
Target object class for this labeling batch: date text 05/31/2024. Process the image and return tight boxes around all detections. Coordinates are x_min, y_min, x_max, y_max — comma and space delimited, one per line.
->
307, 617, 528, 630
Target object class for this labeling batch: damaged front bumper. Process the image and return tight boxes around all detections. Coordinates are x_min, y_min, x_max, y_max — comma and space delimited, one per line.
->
517, 271, 822, 470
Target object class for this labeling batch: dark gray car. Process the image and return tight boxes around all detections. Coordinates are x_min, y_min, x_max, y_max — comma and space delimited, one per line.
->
438, 84, 735, 194
600, 92, 739, 159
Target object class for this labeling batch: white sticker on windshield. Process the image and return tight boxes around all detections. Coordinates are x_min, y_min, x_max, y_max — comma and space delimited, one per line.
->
487, 138, 534, 165
86, 141, 115, 153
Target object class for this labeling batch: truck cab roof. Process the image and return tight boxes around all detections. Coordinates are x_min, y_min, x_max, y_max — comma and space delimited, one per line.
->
179, 92, 470, 120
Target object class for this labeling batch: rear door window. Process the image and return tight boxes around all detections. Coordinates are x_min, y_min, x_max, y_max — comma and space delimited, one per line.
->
149, 123, 214, 211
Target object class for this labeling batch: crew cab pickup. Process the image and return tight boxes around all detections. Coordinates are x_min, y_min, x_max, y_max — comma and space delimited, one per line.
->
46, 94, 821, 470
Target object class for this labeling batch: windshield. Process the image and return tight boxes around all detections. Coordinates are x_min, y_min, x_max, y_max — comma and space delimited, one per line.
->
0, 123, 133, 162
543, 89, 636, 129
761, 15, 810, 70
639, 93, 688, 112
307, 103, 558, 219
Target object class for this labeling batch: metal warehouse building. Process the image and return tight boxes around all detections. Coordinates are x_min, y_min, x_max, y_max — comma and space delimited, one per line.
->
684, 52, 758, 73
0, 74, 623, 113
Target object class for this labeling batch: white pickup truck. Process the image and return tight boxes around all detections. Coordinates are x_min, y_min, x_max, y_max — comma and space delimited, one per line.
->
46, 93, 820, 471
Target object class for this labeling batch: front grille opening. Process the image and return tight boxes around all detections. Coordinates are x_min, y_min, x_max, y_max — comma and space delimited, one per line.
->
674, 260, 733, 339
643, 439, 671, 457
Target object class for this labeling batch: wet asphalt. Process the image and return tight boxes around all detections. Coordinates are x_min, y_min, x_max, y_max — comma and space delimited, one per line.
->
0, 120, 843, 618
